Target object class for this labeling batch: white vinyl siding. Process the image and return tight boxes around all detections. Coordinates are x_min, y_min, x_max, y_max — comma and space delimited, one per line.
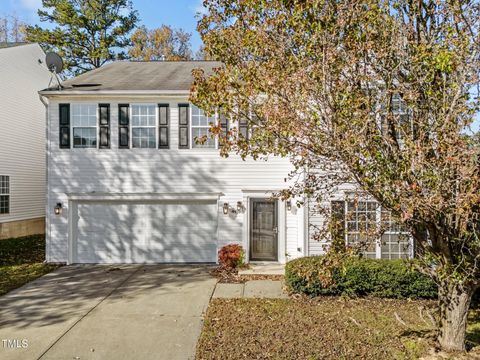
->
0, 176, 10, 214
45, 98, 301, 263
191, 105, 216, 148
131, 104, 156, 148
0, 44, 51, 223
72, 104, 97, 148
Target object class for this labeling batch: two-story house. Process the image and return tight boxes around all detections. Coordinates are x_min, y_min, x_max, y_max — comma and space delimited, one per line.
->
0, 43, 52, 239
40, 61, 411, 264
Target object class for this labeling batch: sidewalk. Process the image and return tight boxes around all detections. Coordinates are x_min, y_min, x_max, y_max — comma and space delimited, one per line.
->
212, 280, 288, 299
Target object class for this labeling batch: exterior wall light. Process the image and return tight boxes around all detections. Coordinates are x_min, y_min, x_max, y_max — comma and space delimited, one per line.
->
223, 202, 229, 215
286, 200, 292, 211
236, 201, 243, 213
54, 203, 63, 215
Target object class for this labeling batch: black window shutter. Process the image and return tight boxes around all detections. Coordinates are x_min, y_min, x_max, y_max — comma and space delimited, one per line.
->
99, 104, 110, 149
219, 112, 228, 147
118, 104, 129, 149
59, 103, 70, 149
239, 118, 249, 140
158, 104, 169, 149
178, 104, 189, 149
331, 201, 346, 251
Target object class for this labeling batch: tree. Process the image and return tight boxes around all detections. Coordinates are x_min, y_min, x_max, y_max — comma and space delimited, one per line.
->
0, 14, 27, 43
128, 25, 193, 61
191, 0, 480, 352
24, 0, 139, 75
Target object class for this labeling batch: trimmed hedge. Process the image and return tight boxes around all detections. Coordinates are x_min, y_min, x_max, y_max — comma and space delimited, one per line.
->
285, 256, 438, 299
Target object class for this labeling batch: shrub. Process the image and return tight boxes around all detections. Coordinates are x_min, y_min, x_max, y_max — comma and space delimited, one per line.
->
285, 256, 438, 299
218, 244, 245, 269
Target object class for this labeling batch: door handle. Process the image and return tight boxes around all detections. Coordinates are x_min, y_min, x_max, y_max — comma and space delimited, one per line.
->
273, 226, 278, 234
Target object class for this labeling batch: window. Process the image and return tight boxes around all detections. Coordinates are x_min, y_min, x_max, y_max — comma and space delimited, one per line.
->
72, 104, 97, 148
131, 104, 156, 148
191, 105, 215, 148
380, 209, 410, 259
0, 176, 9, 214
332, 199, 411, 259
345, 200, 379, 259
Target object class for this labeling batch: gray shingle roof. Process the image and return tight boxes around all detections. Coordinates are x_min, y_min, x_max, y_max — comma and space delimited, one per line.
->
47, 61, 222, 92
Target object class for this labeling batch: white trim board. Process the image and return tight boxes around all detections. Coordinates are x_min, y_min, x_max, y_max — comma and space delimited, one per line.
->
66, 192, 224, 202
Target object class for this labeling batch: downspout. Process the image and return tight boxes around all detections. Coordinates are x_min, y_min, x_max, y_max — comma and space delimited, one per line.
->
39, 94, 50, 263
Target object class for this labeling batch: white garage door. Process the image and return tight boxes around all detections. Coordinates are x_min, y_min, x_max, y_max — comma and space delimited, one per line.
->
73, 201, 218, 263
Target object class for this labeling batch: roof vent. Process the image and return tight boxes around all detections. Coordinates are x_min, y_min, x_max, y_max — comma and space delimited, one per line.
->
71, 83, 102, 88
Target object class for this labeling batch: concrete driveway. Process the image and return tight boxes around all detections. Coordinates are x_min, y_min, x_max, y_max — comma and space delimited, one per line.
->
0, 265, 217, 360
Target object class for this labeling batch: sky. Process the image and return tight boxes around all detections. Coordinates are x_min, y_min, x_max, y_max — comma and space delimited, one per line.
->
0, 0, 206, 52
1, 0, 478, 132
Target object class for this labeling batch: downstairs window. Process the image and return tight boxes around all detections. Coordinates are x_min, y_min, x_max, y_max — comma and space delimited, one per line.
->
0, 175, 9, 214
332, 199, 411, 259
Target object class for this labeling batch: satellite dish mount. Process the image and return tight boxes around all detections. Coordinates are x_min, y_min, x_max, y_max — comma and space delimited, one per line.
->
45, 52, 64, 90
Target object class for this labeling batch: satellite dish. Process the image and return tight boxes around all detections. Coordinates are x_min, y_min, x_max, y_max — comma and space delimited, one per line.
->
45, 52, 63, 74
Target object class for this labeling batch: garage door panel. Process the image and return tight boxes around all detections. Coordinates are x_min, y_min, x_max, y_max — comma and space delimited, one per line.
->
74, 201, 218, 263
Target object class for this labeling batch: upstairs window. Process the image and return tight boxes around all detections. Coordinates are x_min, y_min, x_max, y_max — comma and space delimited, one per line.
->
72, 104, 97, 148
0, 176, 9, 214
191, 105, 215, 148
131, 104, 156, 148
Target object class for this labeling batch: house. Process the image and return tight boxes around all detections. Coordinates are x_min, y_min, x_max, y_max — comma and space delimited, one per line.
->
39, 61, 411, 264
0, 43, 52, 239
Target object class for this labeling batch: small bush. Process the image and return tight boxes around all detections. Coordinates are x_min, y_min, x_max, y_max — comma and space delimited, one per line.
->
218, 244, 245, 269
285, 256, 438, 299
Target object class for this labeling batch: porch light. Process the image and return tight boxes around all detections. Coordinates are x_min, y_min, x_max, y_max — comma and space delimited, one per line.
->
54, 203, 63, 215
236, 201, 243, 213
286, 200, 292, 211
223, 202, 229, 215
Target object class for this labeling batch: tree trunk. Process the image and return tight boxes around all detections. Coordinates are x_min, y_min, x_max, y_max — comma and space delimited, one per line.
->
437, 281, 475, 352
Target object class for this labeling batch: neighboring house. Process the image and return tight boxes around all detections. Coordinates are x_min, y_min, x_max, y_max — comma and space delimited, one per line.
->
0, 43, 52, 239
39, 61, 412, 264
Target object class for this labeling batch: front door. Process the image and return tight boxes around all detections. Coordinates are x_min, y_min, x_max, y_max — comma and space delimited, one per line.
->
250, 198, 278, 261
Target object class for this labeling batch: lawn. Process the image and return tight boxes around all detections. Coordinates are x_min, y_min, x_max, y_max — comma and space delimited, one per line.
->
0, 234, 60, 296
197, 297, 480, 360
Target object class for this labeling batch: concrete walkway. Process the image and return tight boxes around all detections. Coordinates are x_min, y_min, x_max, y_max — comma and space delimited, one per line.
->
0, 265, 217, 360
238, 263, 285, 275
213, 280, 288, 299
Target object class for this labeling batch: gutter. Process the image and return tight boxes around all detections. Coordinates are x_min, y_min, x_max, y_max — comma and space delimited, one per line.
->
39, 90, 191, 97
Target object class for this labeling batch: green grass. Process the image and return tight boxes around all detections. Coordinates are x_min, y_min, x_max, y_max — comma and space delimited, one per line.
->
0, 234, 60, 296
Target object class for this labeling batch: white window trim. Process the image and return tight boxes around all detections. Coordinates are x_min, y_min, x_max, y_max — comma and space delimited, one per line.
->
0, 175, 10, 215
130, 103, 158, 149
70, 103, 99, 149
190, 105, 218, 150
341, 199, 413, 259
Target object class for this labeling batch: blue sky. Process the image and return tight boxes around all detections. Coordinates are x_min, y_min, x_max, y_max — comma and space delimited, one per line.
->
0, 0, 206, 51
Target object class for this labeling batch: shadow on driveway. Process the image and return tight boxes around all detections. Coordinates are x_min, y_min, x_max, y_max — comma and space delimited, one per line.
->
0, 264, 217, 360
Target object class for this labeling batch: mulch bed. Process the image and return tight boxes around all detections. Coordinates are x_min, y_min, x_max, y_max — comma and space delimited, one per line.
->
209, 266, 284, 283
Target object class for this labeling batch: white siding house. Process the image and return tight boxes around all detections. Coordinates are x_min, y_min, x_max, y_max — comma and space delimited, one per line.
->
40, 61, 411, 264
40, 62, 307, 264
0, 43, 52, 239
